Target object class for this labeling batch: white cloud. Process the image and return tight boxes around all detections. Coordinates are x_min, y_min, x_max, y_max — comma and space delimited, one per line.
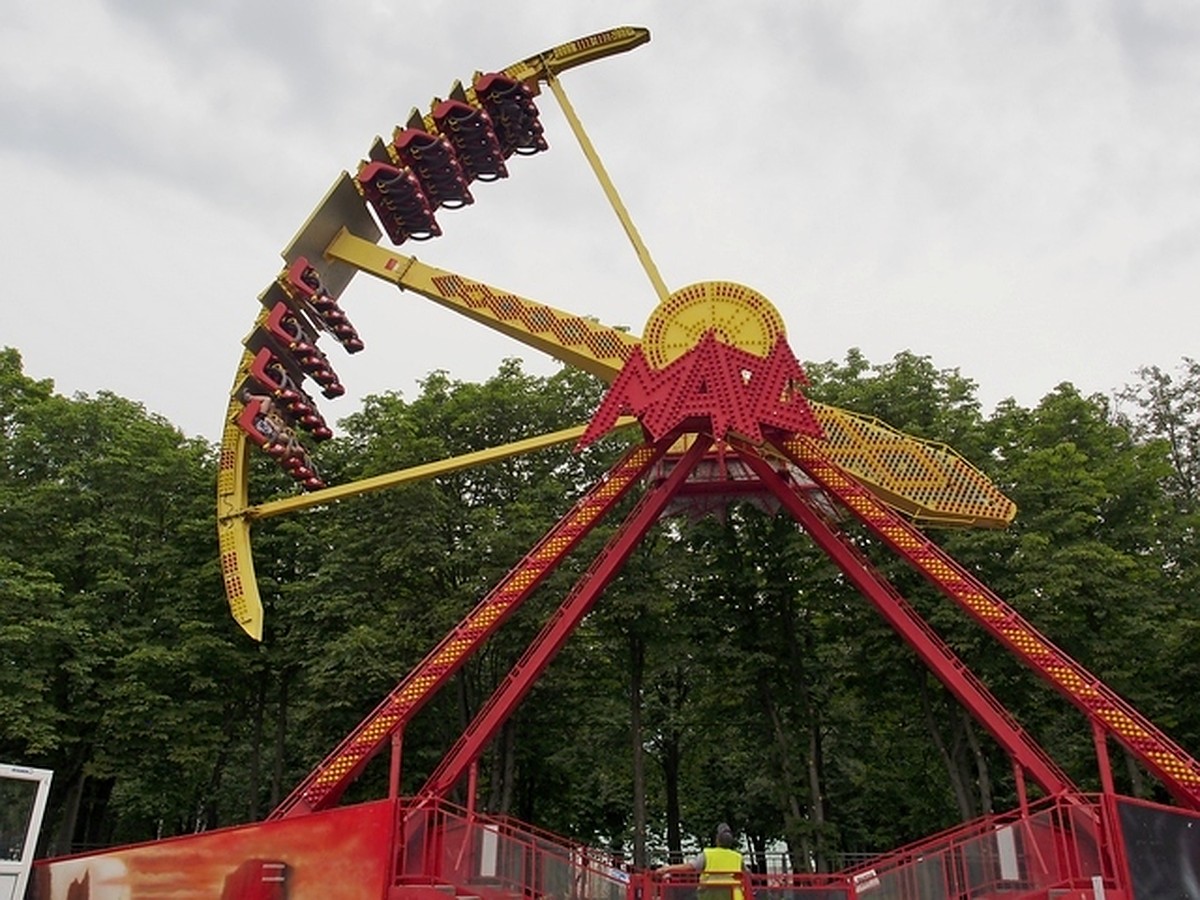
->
2, 0, 1198, 442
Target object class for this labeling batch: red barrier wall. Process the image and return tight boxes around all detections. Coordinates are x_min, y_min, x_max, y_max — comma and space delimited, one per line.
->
32, 799, 396, 900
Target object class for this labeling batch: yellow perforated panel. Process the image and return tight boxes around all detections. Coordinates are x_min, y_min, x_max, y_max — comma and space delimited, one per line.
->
810, 404, 1017, 528
642, 282, 786, 370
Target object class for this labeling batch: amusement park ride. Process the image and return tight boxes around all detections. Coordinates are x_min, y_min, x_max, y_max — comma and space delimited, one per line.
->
23, 25, 1200, 900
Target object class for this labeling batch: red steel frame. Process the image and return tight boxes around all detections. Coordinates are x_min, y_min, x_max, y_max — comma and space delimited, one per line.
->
37, 323, 1199, 898
418, 433, 713, 799
223, 325, 1200, 900
772, 433, 1200, 811
273, 438, 668, 818
268, 326, 1200, 898
730, 441, 1077, 800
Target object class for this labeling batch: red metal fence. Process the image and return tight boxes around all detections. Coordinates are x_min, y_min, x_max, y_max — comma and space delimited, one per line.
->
396, 797, 630, 898
630, 794, 1147, 900
32, 792, 1200, 897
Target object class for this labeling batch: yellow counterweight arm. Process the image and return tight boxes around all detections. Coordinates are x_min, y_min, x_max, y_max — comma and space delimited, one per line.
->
325, 229, 640, 381
218, 417, 636, 640
500, 26, 651, 84
324, 231, 1016, 531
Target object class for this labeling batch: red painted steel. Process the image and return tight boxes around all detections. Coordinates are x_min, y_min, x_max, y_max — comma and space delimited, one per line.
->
419, 433, 715, 799
394, 796, 632, 897
732, 442, 1077, 798
271, 440, 667, 819
581, 334, 823, 448
32, 800, 396, 900
776, 433, 1200, 811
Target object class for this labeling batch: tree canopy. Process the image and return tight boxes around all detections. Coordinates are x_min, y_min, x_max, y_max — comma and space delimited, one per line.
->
2, 345, 1198, 870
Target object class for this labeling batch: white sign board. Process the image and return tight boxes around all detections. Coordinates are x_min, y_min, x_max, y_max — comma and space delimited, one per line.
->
0, 764, 53, 900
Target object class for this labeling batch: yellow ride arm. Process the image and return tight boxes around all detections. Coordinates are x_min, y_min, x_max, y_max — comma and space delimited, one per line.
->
325, 231, 1016, 531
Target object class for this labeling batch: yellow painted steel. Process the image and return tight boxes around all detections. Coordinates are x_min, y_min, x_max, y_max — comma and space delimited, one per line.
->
643, 282, 787, 369
810, 406, 1016, 529
327, 231, 1015, 529
217, 338, 265, 640
217, 427, 260, 639
220, 24, 1016, 642
324, 230, 641, 381
499, 26, 651, 84
245, 419, 637, 521
219, 28, 655, 641
545, 73, 670, 303
218, 416, 636, 638
223, 244, 1013, 640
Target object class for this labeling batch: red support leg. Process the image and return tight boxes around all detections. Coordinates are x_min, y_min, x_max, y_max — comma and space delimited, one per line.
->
272, 439, 668, 819
1012, 757, 1029, 815
1094, 719, 1117, 797
388, 731, 403, 801
735, 441, 1075, 798
419, 433, 714, 799
777, 433, 1200, 811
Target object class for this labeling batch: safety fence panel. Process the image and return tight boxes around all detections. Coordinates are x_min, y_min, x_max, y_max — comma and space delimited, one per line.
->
399, 799, 629, 898
399, 794, 1137, 898
846, 795, 1114, 898
1117, 796, 1200, 898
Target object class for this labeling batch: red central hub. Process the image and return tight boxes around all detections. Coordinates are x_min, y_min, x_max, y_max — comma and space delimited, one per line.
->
580, 331, 825, 447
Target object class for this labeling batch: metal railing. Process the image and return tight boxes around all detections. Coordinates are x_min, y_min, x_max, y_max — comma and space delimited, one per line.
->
394, 792, 1198, 898
396, 797, 630, 899
839, 794, 1119, 899
631, 795, 1143, 900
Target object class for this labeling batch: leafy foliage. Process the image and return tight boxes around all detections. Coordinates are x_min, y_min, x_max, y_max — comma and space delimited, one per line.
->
2, 344, 1198, 872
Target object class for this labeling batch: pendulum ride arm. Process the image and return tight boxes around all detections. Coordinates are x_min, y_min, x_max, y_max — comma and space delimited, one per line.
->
218, 28, 652, 641
419, 432, 714, 799
221, 24, 1017, 645
270, 438, 668, 819
324, 229, 641, 382
775, 433, 1200, 810
218, 419, 632, 640
732, 441, 1076, 797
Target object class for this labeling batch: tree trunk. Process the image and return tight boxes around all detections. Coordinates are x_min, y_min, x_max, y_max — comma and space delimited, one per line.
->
663, 730, 683, 862
920, 678, 975, 821
248, 666, 267, 820
807, 716, 828, 871
77, 777, 114, 849
779, 587, 830, 871
487, 718, 517, 814
961, 711, 993, 814
270, 670, 289, 809
760, 681, 810, 873
629, 632, 648, 868
49, 767, 85, 857
1123, 749, 1146, 797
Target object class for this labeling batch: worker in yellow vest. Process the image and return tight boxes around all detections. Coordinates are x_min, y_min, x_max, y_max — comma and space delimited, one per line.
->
656, 823, 746, 900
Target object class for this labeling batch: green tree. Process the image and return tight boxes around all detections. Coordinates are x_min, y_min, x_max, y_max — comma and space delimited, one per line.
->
1117, 359, 1200, 757
0, 348, 247, 850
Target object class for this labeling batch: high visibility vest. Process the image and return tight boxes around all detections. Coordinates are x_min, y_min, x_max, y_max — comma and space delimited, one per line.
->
700, 847, 745, 900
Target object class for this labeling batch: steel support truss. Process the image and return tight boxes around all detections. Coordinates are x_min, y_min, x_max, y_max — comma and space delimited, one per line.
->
279, 425, 1200, 853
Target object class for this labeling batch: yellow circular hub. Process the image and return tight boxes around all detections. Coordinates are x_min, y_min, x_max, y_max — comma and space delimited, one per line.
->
641, 281, 787, 370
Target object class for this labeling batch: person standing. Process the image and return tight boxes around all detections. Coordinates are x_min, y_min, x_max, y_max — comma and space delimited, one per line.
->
656, 823, 746, 900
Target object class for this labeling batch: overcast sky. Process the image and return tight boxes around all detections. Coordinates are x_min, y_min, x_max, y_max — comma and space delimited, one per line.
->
3, 1, 1198, 441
